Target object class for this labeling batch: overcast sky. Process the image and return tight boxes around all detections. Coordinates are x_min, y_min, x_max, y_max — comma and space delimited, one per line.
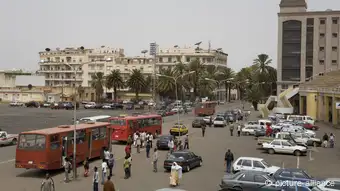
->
1, 0, 340, 72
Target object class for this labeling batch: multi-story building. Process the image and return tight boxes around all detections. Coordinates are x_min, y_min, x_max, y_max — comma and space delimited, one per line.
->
277, 0, 340, 94
38, 46, 124, 88
156, 45, 228, 70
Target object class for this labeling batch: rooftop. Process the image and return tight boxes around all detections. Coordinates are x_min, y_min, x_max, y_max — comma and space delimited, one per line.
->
299, 69, 340, 93
279, 0, 307, 8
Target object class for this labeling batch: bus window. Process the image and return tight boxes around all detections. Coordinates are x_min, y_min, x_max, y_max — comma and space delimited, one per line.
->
110, 119, 126, 126
92, 128, 100, 140
18, 134, 46, 150
128, 120, 134, 129
67, 132, 74, 145
150, 118, 161, 125
50, 134, 60, 150
76, 130, 86, 144
97, 117, 110, 122
99, 127, 106, 139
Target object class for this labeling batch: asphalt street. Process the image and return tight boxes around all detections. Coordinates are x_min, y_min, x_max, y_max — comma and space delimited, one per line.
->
0, 102, 339, 191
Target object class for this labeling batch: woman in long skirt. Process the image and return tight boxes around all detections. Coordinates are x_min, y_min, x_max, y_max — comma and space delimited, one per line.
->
170, 162, 182, 186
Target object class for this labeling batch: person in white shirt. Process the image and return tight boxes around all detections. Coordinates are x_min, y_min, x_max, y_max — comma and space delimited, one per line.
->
168, 139, 174, 153
93, 166, 99, 191
237, 124, 241, 137
101, 159, 107, 185
133, 132, 138, 147
104, 148, 110, 164
149, 133, 153, 148
141, 132, 146, 148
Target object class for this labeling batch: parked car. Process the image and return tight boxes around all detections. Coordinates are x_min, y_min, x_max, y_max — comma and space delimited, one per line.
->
25, 101, 40, 108
242, 125, 261, 136
232, 157, 280, 174
214, 116, 226, 127
102, 104, 112, 109
156, 135, 174, 150
0, 131, 18, 146
262, 139, 308, 156
220, 171, 276, 191
254, 127, 266, 138
272, 168, 321, 187
9, 102, 24, 107
112, 103, 124, 109
312, 178, 340, 191
291, 133, 322, 147
84, 102, 96, 109
163, 150, 202, 172
192, 118, 206, 128
202, 116, 213, 125
40, 102, 51, 108
64, 102, 79, 110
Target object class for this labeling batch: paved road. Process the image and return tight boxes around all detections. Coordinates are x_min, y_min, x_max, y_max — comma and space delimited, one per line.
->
0, 102, 339, 191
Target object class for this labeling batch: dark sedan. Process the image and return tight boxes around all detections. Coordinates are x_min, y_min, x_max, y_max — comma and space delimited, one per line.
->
220, 171, 275, 191
192, 118, 206, 128
163, 150, 202, 172
254, 127, 266, 138
272, 168, 321, 187
156, 135, 173, 150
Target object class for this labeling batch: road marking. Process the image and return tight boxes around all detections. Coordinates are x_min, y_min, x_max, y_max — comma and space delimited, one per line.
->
0, 159, 15, 165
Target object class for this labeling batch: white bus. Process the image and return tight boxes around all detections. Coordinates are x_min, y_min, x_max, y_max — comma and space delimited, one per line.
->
78, 115, 111, 123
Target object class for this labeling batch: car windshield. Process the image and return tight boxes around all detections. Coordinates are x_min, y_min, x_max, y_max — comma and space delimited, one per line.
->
160, 136, 172, 141
288, 140, 296, 146
168, 152, 187, 160
261, 160, 271, 167
215, 118, 224, 121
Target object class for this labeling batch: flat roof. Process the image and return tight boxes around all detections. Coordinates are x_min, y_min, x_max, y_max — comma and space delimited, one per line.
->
20, 122, 110, 135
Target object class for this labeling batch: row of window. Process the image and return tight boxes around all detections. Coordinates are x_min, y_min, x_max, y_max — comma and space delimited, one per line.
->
319, 18, 339, 25
319, 33, 338, 38
110, 118, 161, 128
158, 57, 214, 63
319, 60, 338, 65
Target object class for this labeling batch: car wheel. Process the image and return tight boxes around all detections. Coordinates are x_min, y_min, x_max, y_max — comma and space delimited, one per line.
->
185, 165, 190, 172
232, 186, 242, 191
268, 149, 275, 154
294, 150, 301, 156
11, 139, 17, 145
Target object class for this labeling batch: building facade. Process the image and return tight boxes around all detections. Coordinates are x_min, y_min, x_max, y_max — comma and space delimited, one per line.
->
277, 0, 340, 95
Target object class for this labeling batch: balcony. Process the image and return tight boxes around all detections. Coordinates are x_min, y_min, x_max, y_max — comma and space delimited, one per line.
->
45, 78, 83, 81
38, 70, 83, 73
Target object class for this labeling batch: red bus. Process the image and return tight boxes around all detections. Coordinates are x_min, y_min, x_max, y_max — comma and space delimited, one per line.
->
194, 101, 217, 116
110, 114, 162, 141
15, 122, 112, 170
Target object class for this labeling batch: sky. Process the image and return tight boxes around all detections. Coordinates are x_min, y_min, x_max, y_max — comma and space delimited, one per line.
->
1, 0, 340, 72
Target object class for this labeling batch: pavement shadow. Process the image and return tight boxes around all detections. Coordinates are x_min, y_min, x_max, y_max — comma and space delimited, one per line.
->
16, 168, 63, 178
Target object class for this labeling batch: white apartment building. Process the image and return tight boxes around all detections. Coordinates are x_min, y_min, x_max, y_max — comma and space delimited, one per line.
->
38, 46, 124, 88
277, 0, 340, 94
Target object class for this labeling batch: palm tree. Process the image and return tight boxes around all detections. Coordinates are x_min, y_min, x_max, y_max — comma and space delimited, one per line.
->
105, 70, 124, 101
157, 68, 177, 96
126, 69, 146, 100
245, 85, 262, 110
253, 54, 273, 82
187, 59, 205, 99
235, 67, 252, 100
91, 72, 105, 102
144, 75, 153, 93
216, 67, 234, 102
174, 62, 187, 76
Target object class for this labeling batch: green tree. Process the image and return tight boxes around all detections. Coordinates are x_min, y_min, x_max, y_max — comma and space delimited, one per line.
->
216, 67, 234, 102
187, 59, 205, 99
91, 72, 105, 102
126, 69, 146, 100
157, 68, 177, 96
105, 69, 124, 101
245, 85, 262, 110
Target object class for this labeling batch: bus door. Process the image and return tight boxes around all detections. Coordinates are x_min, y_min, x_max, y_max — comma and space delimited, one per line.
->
87, 131, 92, 159
61, 136, 68, 168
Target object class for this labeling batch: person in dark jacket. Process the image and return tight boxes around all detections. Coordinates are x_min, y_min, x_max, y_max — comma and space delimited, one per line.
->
224, 149, 234, 173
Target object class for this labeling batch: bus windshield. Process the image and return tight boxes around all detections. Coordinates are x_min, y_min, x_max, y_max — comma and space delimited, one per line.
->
110, 119, 126, 126
18, 134, 46, 150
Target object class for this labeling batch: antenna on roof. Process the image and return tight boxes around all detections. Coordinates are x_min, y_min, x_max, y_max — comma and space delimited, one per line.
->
208, 41, 211, 53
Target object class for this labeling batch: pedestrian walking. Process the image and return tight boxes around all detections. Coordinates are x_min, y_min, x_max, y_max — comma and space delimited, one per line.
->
237, 123, 241, 137
229, 122, 234, 136
149, 133, 154, 148
136, 135, 141, 153
224, 149, 234, 173
152, 148, 159, 172
141, 131, 146, 148
108, 154, 115, 177
83, 157, 90, 177
168, 139, 174, 153
127, 135, 133, 146
184, 135, 189, 149
127, 153, 132, 177
103, 175, 116, 191
123, 156, 131, 179
201, 125, 206, 137
330, 133, 335, 148
322, 133, 329, 148
64, 157, 71, 183
209, 116, 213, 127
93, 166, 99, 191
133, 132, 137, 147
41, 173, 55, 191
104, 148, 110, 164
146, 140, 151, 158
101, 159, 108, 185
125, 144, 131, 156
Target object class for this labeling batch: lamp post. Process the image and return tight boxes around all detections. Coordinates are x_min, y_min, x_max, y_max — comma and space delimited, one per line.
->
156, 71, 195, 136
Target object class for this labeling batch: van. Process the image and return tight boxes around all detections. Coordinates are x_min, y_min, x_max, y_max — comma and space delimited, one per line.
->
287, 115, 315, 125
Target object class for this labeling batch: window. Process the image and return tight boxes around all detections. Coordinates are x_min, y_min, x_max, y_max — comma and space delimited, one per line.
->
159, 58, 163, 63
320, 19, 326, 24
282, 141, 291, 146
50, 134, 60, 150
18, 134, 46, 150
319, 47, 325, 51
237, 159, 243, 165
319, 60, 325, 65
186, 57, 190, 62
110, 119, 126, 126
241, 160, 252, 167
271, 141, 281, 146
292, 171, 308, 179
332, 47, 338, 51
332, 60, 337, 65
92, 128, 100, 140
333, 19, 338, 24
76, 130, 86, 144
99, 127, 106, 139
279, 171, 292, 177
254, 175, 267, 183
333, 33, 338, 38
320, 33, 325, 37
253, 161, 265, 168
128, 120, 134, 129
238, 174, 253, 181
168, 57, 172, 62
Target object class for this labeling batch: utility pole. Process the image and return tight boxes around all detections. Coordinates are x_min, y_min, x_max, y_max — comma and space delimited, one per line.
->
150, 42, 158, 106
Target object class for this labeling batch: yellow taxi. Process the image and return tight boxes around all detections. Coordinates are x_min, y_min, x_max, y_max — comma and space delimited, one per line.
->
169, 123, 189, 136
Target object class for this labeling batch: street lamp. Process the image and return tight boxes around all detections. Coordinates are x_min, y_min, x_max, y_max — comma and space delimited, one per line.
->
156, 71, 195, 136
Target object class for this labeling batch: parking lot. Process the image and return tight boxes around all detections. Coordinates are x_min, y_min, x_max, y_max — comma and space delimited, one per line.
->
0, 102, 340, 190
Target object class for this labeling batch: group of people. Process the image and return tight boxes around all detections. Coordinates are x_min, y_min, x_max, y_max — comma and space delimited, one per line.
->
322, 133, 336, 148
129, 131, 154, 153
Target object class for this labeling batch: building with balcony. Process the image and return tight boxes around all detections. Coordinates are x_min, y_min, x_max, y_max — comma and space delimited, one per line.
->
277, 0, 340, 94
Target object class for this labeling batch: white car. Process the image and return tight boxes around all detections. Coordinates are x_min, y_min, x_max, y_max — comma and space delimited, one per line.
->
213, 117, 226, 127
102, 104, 112, 109
84, 102, 96, 109
312, 178, 340, 191
9, 102, 24, 107
291, 133, 322, 147
203, 116, 212, 124
262, 139, 308, 156
232, 157, 280, 174
0, 131, 18, 146
241, 125, 260, 135
281, 126, 316, 137
171, 107, 183, 113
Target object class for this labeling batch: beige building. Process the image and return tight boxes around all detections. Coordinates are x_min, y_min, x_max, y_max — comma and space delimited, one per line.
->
277, 0, 340, 95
